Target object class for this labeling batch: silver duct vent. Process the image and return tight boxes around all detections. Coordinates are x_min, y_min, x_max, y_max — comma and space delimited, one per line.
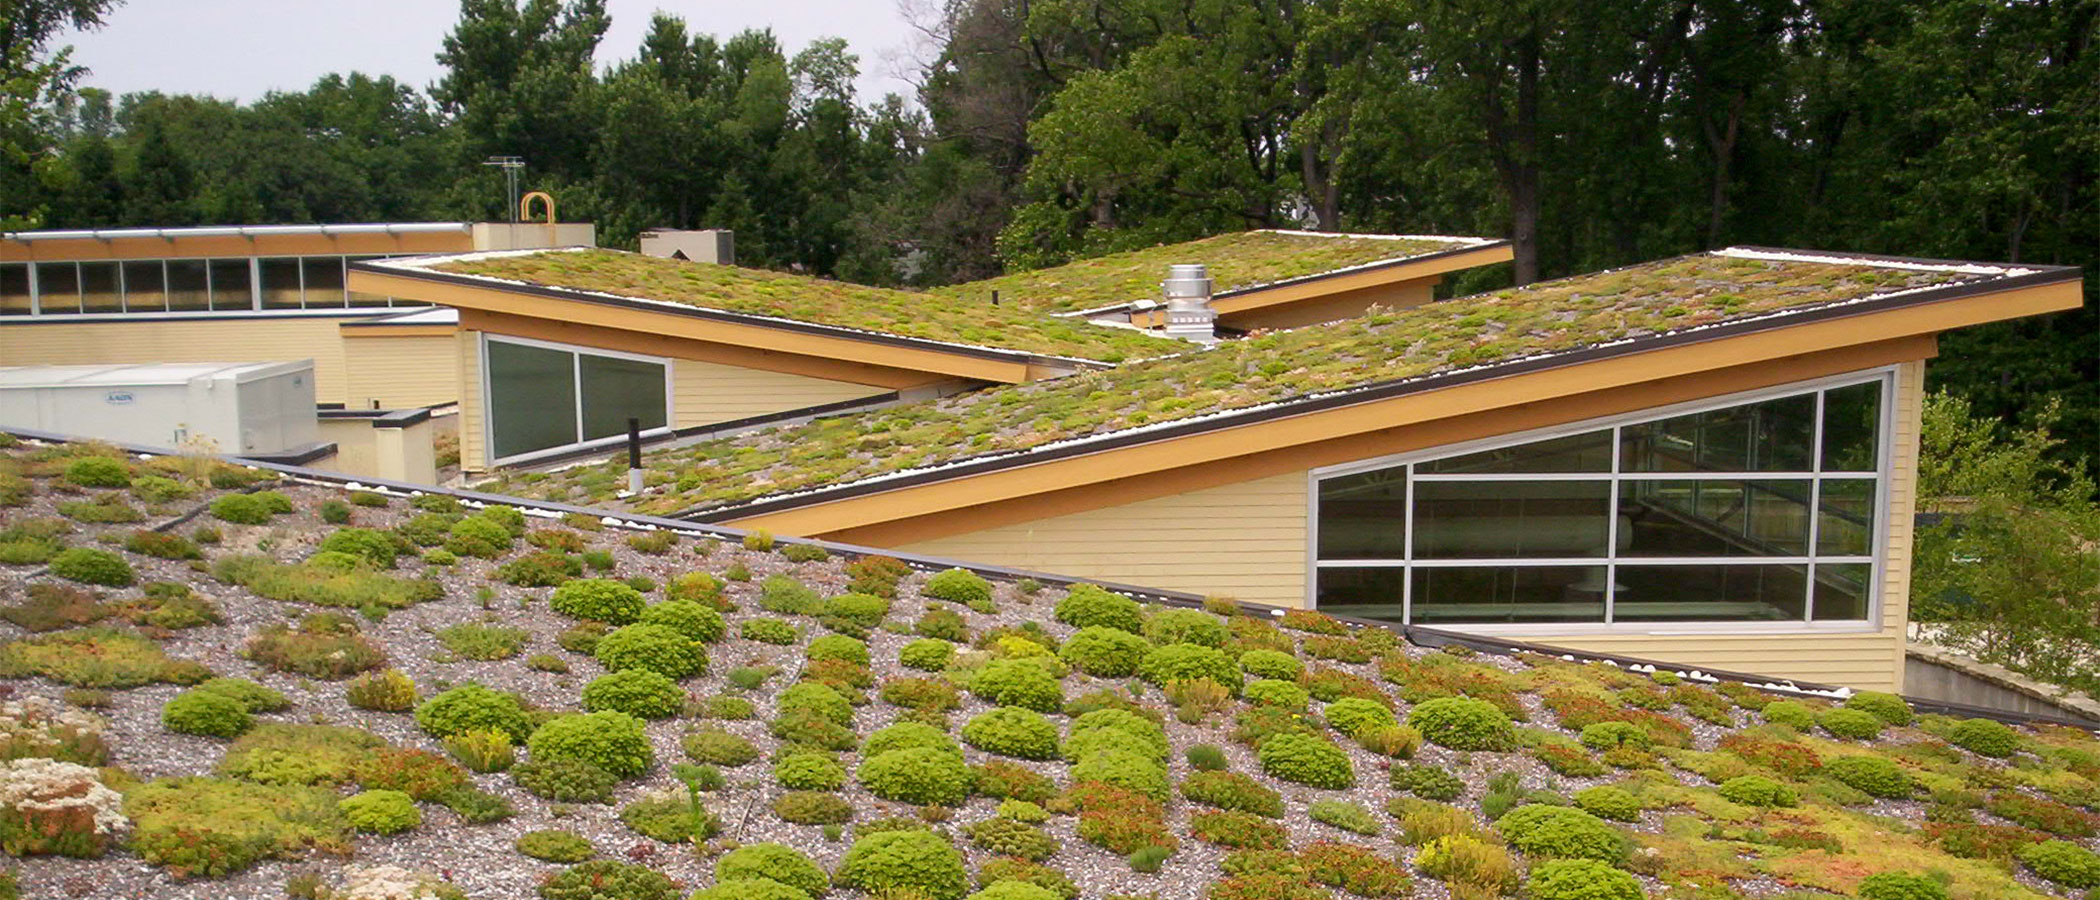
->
1161, 263, 1217, 345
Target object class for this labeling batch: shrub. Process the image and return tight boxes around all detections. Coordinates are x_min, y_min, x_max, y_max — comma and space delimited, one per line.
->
760, 575, 822, 614
2019, 839, 2100, 888
549, 578, 646, 624
47, 548, 133, 587
1144, 608, 1228, 647
1256, 732, 1354, 789
1392, 765, 1466, 802
859, 747, 973, 805
1308, 799, 1382, 835
1949, 718, 2020, 758
318, 528, 398, 568
963, 707, 1060, 760
1845, 691, 1914, 727
582, 669, 685, 719
1856, 872, 1949, 900
594, 623, 705, 679
1411, 834, 1517, 895
244, 615, 387, 680
1527, 859, 1643, 900
774, 753, 847, 791
775, 791, 854, 825
1762, 700, 1815, 729
1819, 707, 1884, 741
1824, 755, 1911, 799
837, 829, 971, 900
162, 689, 252, 738
780, 681, 855, 726
924, 568, 994, 605
864, 721, 961, 759
512, 758, 617, 803
1323, 697, 1397, 739
1495, 805, 1627, 864
529, 712, 653, 778
444, 729, 515, 773
1240, 679, 1308, 711
1181, 745, 1228, 774
127, 777, 349, 877
1237, 649, 1304, 682
718, 842, 831, 896
1193, 809, 1288, 848
496, 550, 581, 586
771, 710, 857, 752
973, 866, 1072, 900
539, 860, 680, 900
1573, 786, 1641, 822
744, 618, 799, 644
973, 761, 1057, 805
1056, 626, 1148, 677
215, 723, 383, 787
901, 638, 955, 671
0, 626, 204, 688
694, 881, 813, 900
1408, 697, 1514, 751
622, 789, 718, 842
1181, 770, 1284, 817
1719, 775, 1798, 808
969, 659, 1063, 712
210, 494, 275, 525
124, 529, 200, 560
62, 456, 130, 488
1140, 643, 1238, 693
1054, 585, 1142, 633
966, 817, 1059, 861
516, 829, 595, 863
436, 622, 527, 661
1064, 709, 1169, 763
808, 634, 871, 666
346, 669, 418, 712
415, 683, 531, 742
339, 789, 420, 834
1071, 749, 1170, 802
444, 515, 513, 557
1578, 722, 1651, 751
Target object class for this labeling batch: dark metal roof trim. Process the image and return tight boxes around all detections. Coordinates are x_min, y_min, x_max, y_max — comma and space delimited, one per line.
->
351, 261, 1121, 371
1210, 238, 1515, 301
682, 261, 2083, 522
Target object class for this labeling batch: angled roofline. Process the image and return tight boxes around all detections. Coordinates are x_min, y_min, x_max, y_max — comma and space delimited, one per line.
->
6, 422, 2086, 726
672, 254, 2083, 522
1056, 235, 1513, 320
352, 256, 1132, 371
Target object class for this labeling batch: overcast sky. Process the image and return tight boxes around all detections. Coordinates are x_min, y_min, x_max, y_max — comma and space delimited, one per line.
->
61, 0, 929, 106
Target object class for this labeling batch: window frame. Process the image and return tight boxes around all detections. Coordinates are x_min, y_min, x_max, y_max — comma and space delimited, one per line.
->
1, 254, 439, 318
480, 333, 677, 467
1305, 367, 1896, 635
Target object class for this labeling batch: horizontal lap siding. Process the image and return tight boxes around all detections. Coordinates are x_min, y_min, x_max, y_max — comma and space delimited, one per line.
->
899, 471, 1310, 606
343, 334, 459, 410
1515, 632, 1905, 692
0, 318, 356, 403
458, 332, 486, 472
671, 359, 887, 428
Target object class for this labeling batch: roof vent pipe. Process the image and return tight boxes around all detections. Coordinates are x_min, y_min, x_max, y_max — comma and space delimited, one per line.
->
1161, 263, 1217, 345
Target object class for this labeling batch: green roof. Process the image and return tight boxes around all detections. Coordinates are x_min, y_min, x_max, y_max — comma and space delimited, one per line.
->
931, 230, 1496, 314
479, 249, 2041, 516
418, 248, 1189, 363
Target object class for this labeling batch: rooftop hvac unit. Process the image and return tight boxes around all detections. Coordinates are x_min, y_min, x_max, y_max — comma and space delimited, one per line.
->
0, 360, 319, 455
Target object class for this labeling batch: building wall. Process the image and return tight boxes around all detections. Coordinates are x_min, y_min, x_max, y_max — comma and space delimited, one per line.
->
342, 333, 460, 410
458, 331, 488, 472
0, 315, 366, 404
899, 360, 1927, 692
672, 358, 888, 429
1219, 279, 1437, 332
899, 471, 1310, 606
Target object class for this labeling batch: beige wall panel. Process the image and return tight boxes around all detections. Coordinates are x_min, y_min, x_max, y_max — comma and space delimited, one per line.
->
317, 419, 379, 476
672, 358, 888, 429
1511, 633, 1906, 692
1218, 279, 1436, 332
898, 471, 1309, 604
0, 317, 357, 403
343, 334, 461, 410
458, 331, 487, 473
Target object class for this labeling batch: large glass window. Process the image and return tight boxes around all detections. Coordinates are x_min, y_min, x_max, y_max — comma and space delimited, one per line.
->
1313, 375, 1889, 627
79, 262, 120, 313
487, 337, 671, 462
166, 260, 209, 311
33, 263, 79, 313
121, 260, 166, 312
259, 257, 303, 309
0, 264, 28, 315
209, 259, 254, 310
301, 257, 346, 307
9, 254, 428, 316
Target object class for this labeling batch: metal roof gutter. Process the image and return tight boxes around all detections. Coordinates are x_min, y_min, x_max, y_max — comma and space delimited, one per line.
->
3, 222, 473, 242
2, 423, 2088, 729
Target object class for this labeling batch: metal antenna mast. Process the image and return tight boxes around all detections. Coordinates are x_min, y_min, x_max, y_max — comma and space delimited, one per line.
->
482, 156, 525, 222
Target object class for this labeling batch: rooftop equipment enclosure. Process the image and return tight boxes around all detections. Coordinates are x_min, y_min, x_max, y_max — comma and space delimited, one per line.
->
0, 360, 319, 455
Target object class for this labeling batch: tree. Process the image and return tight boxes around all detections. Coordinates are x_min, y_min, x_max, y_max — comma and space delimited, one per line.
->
0, 0, 119, 228
120, 117, 193, 226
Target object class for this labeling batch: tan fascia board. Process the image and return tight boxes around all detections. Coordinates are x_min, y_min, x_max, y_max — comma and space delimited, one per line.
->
718, 275, 2081, 538
2, 231, 475, 262
350, 268, 1046, 384
340, 324, 458, 338
1124, 241, 1514, 327
458, 308, 958, 391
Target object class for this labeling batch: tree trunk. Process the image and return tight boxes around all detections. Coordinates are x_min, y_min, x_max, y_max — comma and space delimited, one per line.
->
1508, 28, 1542, 285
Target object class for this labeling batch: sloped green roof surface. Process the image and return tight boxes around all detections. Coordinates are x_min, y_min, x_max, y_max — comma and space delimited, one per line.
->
1, 437, 2097, 898
482, 249, 2024, 516
417, 249, 1189, 363
932, 231, 1494, 314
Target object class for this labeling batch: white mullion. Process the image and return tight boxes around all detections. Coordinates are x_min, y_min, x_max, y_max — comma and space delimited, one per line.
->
1606, 424, 1622, 624
248, 257, 262, 310
1804, 388, 1827, 623
1401, 464, 1414, 624
25, 261, 37, 315
571, 352, 585, 445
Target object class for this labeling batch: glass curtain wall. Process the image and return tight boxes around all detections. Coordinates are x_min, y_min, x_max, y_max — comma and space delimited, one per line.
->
3, 255, 424, 314
487, 337, 669, 462
1314, 375, 1888, 627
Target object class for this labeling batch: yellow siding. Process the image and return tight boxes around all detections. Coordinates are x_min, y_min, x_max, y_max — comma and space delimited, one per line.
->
0, 317, 362, 403
458, 331, 487, 472
898, 362, 1927, 693
898, 472, 1309, 603
672, 358, 887, 429
343, 334, 460, 410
